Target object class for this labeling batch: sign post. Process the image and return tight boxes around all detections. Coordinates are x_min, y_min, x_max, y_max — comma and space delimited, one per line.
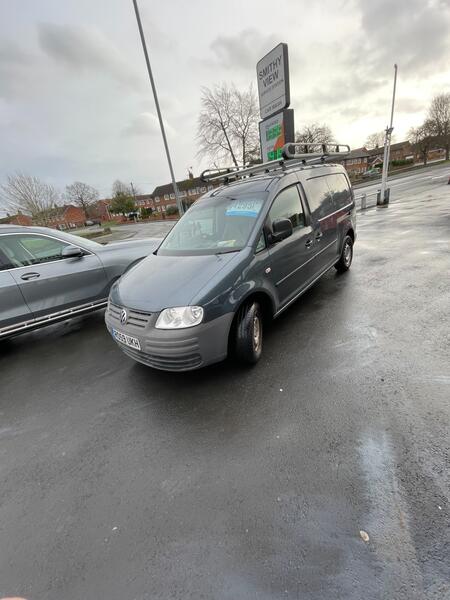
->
256, 43, 293, 159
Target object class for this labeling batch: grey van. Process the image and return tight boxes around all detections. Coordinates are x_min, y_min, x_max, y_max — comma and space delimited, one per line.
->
105, 149, 356, 371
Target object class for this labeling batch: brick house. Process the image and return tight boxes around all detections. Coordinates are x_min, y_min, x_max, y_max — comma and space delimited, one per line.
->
97, 174, 220, 221
367, 141, 414, 166
336, 148, 370, 176
0, 213, 33, 226
150, 174, 217, 215
45, 205, 86, 230
90, 199, 113, 222
423, 147, 446, 162
134, 194, 154, 211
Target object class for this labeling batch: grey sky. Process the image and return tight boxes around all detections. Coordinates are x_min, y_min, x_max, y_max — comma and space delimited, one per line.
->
1, 0, 449, 212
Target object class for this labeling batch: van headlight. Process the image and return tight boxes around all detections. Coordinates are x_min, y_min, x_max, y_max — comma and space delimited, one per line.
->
155, 306, 204, 329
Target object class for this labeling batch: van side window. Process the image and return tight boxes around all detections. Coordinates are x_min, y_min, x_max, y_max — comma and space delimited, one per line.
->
326, 174, 352, 209
305, 176, 334, 220
255, 232, 266, 253
269, 186, 304, 230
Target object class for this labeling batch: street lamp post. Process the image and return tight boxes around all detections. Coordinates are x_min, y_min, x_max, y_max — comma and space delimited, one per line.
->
131, 0, 184, 216
379, 64, 398, 205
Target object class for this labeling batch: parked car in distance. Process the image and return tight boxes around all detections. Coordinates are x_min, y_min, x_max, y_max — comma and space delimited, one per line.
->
0, 225, 159, 339
105, 157, 356, 372
362, 167, 381, 178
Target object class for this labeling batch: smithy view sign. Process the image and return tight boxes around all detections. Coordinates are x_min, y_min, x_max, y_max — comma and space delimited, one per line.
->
257, 43, 290, 119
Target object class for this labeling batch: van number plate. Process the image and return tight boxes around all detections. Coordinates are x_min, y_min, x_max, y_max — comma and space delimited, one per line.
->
112, 329, 141, 350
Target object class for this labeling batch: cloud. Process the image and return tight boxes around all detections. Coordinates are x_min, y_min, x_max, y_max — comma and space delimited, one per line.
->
0, 41, 37, 99
358, 0, 450, 75
206, 28, 279, 72
301, 73, 386, 111
37, 22, 143, 89
122, 112, 174, 138
396, 97, 424, 114
0, 41, 31, 66
1, 0, 450, 202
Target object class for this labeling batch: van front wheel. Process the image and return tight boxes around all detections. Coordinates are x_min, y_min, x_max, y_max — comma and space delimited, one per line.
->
335, 235, 353, 273
234, 301, 263, 364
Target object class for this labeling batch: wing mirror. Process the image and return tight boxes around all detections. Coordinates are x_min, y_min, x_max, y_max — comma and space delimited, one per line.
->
62, 245, 84, 258
271, 218, 293, 243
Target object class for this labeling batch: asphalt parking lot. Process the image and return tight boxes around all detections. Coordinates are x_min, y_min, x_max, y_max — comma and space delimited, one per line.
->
1, 175, 449, 599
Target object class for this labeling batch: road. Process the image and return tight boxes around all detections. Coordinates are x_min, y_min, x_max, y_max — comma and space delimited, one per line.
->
76, 220, 175, 244
1, 173, 449, 599
353, 161, 450, 207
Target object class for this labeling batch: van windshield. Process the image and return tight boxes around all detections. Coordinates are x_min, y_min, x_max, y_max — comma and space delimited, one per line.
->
157, 194, 266, 256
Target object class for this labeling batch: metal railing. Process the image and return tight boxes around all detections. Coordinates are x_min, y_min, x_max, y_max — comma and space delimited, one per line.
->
354, 191, 379, 211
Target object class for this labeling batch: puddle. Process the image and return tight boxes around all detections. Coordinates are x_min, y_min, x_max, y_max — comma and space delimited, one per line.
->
359, 431, 424, 597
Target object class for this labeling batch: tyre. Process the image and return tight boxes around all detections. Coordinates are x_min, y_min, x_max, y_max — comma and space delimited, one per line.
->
234, 301, 263, 364
335, 235, 353, 273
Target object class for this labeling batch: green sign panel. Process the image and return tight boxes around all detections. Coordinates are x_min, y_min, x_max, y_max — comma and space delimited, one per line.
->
259, 109, 294, 163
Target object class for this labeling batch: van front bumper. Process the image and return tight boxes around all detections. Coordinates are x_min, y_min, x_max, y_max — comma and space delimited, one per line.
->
105, 303, 234, 371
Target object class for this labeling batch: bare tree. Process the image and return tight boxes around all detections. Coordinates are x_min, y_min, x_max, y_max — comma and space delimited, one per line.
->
408, 121, 435, 165
112, 180, 133, 197
365, 131, 386, 149
65, 181, 99, 218
230, 85, 260, 165
0, 173, 59, 223
427, 93, 450, 160
295, 123, 334, 152
197, 83, 259, 167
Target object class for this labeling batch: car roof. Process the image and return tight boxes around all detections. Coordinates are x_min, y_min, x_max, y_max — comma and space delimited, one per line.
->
207, 162, 348, 197
212, 177, 273, 196
0, 224, 60, 235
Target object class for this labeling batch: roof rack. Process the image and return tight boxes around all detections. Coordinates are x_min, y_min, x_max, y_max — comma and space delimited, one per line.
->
200, 142, 350, 183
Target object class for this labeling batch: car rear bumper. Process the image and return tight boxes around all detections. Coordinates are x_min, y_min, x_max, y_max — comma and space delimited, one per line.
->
105, 303, 233, 371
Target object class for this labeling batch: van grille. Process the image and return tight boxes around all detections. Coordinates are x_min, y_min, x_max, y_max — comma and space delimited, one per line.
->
107, 302, 151, 329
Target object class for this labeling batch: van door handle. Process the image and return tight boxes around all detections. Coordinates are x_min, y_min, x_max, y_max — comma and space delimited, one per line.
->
315, 232, 323, 241
305, 239, 313, 249
21, 272, 40, 281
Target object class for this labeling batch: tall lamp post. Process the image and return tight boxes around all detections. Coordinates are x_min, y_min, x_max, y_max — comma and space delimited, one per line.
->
132, 0, 184, 216
378, 64, 398, 206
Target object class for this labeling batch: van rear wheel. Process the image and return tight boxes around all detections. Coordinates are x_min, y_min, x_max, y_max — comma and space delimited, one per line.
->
335, 235, 353, 273
234, 301, 263, 364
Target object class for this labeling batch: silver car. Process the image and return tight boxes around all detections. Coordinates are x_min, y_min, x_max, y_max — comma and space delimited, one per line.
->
0, 224, 158, 339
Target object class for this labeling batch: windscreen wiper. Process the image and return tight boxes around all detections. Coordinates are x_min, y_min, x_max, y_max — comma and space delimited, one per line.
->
215, 248, 241, 255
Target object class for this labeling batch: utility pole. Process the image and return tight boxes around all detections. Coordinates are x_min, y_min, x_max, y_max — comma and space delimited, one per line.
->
130, 181, 138, 222
131, 0, 184, 216
379, 64, 398, 205
130, 181, 137, 202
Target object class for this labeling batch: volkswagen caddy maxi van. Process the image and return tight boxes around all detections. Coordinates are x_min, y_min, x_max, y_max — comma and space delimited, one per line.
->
105, 144, 356, 371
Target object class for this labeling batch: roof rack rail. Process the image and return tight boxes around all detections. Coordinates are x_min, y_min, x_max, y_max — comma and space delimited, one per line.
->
200, 142, 350, 183
282, 142, 350, 159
